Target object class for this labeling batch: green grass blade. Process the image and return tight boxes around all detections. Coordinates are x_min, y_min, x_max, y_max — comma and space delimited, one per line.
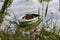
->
45, 4, 48, 17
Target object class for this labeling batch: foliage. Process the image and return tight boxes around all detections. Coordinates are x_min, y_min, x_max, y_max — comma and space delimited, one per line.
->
39, 27, 60, 40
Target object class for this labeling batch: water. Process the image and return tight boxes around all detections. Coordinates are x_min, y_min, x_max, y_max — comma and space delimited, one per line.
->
0, 0, 60, 30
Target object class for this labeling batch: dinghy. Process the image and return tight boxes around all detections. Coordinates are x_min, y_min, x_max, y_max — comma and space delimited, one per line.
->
17, 14, 41, 30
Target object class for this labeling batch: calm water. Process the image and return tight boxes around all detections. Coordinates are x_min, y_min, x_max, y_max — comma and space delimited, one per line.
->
0, 0, 60, 30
